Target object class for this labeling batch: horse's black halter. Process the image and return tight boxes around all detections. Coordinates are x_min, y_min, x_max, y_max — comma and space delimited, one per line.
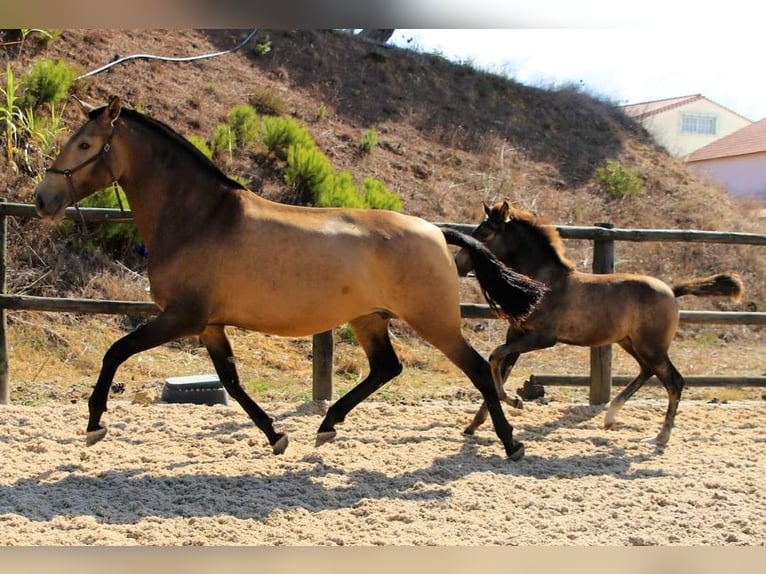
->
44, 122, 125, 214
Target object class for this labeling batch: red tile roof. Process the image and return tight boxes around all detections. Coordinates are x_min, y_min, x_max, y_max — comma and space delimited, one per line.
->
621, 94, 703, 120
687, 118, 766, 162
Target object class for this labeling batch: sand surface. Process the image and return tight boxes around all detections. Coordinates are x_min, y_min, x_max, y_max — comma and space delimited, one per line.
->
1, 398, 764, 546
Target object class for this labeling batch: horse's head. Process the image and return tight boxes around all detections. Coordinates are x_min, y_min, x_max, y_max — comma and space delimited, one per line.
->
455, 200, 516, 274
35, 96, 124, 222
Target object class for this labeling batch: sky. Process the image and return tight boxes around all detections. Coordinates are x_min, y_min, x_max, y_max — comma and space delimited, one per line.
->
388, 26, 766, 122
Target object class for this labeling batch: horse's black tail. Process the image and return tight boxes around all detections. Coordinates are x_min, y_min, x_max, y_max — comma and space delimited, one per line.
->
672, 273, 744, 301
442, 228, 547, 323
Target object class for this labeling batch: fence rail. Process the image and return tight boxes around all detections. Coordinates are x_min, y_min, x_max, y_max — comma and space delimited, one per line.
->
1, 202, 764, 405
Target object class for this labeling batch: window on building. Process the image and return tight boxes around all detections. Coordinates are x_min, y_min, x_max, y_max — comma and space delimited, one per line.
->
681, 114, 717, 135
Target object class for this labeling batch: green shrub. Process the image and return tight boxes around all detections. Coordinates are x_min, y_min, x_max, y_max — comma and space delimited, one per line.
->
363, 178, 402, 211
210, 124, 234, 158
1, 63, 21, 165
19, 59, 76, 110
2, 62, 67, 170
359, 128, 378, 154
315, 171, 366, 208
285, 144, 333, 201
596, 159, 644, 198
75, 185, 142, 255
262, 115, 313, 160
227, 103, 259, 146
253, 40, 272, 57
186, 134, 213, 159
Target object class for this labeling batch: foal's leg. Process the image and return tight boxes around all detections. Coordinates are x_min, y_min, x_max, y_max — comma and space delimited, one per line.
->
464, 351, 520, 434
608, 341, 685, 445
465, 330, 556, 435
645, 355, 685, 445
316, 313, 402, 447
86, 307, 204, 445
446, 341, 525, 460
200, 325, 288, 455
604, 341, 654, 430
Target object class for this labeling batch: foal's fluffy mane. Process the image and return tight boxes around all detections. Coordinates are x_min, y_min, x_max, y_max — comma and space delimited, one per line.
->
90, 104, 247, 191
500, 203, 576, 270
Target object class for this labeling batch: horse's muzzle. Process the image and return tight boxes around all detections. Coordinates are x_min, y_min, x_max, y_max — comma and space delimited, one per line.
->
454, 247, 475, 276
34, 181, 69, 222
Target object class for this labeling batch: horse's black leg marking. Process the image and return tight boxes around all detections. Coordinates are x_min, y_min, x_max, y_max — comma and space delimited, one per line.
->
462, 350, 524, 460
464, 351, 521, 434
87, 307, 203, 445
200, 325, 287, 454
317, 315, 402, 446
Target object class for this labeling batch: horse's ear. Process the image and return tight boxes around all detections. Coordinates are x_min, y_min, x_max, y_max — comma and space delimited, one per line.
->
500, 201, 511, 222
106, 95, 122, 125
72, 96, 96, 117
482, 201, 491, 218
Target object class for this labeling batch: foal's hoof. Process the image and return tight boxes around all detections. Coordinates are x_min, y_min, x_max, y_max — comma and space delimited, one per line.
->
315, 430, 337, 448
507, 442, 525, 462
272, 434, 289, 455
463, 426, 477, 436
507, 397, 524, 410
85, 425, 108, 446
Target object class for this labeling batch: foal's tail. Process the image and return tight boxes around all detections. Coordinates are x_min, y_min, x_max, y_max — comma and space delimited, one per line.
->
672, 273, 744, 301
442, 228, 547, 323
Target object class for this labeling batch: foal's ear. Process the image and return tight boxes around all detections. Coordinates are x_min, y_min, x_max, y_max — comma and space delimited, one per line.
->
499, 201, 511, 222
72, 96, 96, 117
106, 95, 122, 125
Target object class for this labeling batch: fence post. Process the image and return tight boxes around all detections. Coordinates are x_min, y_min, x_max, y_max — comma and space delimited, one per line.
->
589, 222, 614, 405
0, 201, 8, 405
312, 331, 333, 400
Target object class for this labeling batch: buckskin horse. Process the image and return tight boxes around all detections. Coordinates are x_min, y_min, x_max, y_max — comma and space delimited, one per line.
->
456, 200, 743, 445
34, 97, 545, 460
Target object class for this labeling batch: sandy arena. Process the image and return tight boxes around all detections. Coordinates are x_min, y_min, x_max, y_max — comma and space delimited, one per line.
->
1, 397, 764, 546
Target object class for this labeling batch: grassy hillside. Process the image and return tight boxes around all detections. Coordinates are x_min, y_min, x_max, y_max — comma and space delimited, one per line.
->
1, 29, 762, 404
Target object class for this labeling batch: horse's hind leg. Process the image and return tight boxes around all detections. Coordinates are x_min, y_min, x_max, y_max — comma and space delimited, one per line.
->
200, 325, 287, 454
86, 307, 204, 446
610, 341, 685, 445
412, 318, 524, 459
317, 313, 402, 447
604, 341, 654, 431
646, 355, 685, 445
465, 329, 555, 435
464, 351, 520, 435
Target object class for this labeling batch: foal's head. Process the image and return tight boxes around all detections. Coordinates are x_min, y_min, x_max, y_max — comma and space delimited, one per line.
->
456, 201, 574, 275
35, 96, 124, 221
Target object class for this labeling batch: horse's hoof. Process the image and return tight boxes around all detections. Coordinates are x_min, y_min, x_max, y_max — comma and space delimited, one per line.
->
509, 398, 524, 410
653, 433, 671, 446
463, 426, 476, 435
272, 434, 289, 455
507, 442, 525, 462
315, 430, 337, 448
85, 425, 108, 446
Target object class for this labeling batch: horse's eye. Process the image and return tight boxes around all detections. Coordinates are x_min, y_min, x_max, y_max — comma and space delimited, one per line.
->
78, 142, 91, 150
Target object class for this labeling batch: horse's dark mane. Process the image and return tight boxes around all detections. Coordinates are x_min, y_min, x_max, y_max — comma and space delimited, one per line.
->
506, 206, 575, 270
90, 105, 247, 190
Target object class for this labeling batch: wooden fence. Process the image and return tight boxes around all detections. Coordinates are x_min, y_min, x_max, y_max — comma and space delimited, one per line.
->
1, 202, 764, 406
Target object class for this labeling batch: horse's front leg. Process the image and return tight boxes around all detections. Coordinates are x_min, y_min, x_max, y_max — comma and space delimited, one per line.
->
87, 307, 205, 445
200, 325, 288, 455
